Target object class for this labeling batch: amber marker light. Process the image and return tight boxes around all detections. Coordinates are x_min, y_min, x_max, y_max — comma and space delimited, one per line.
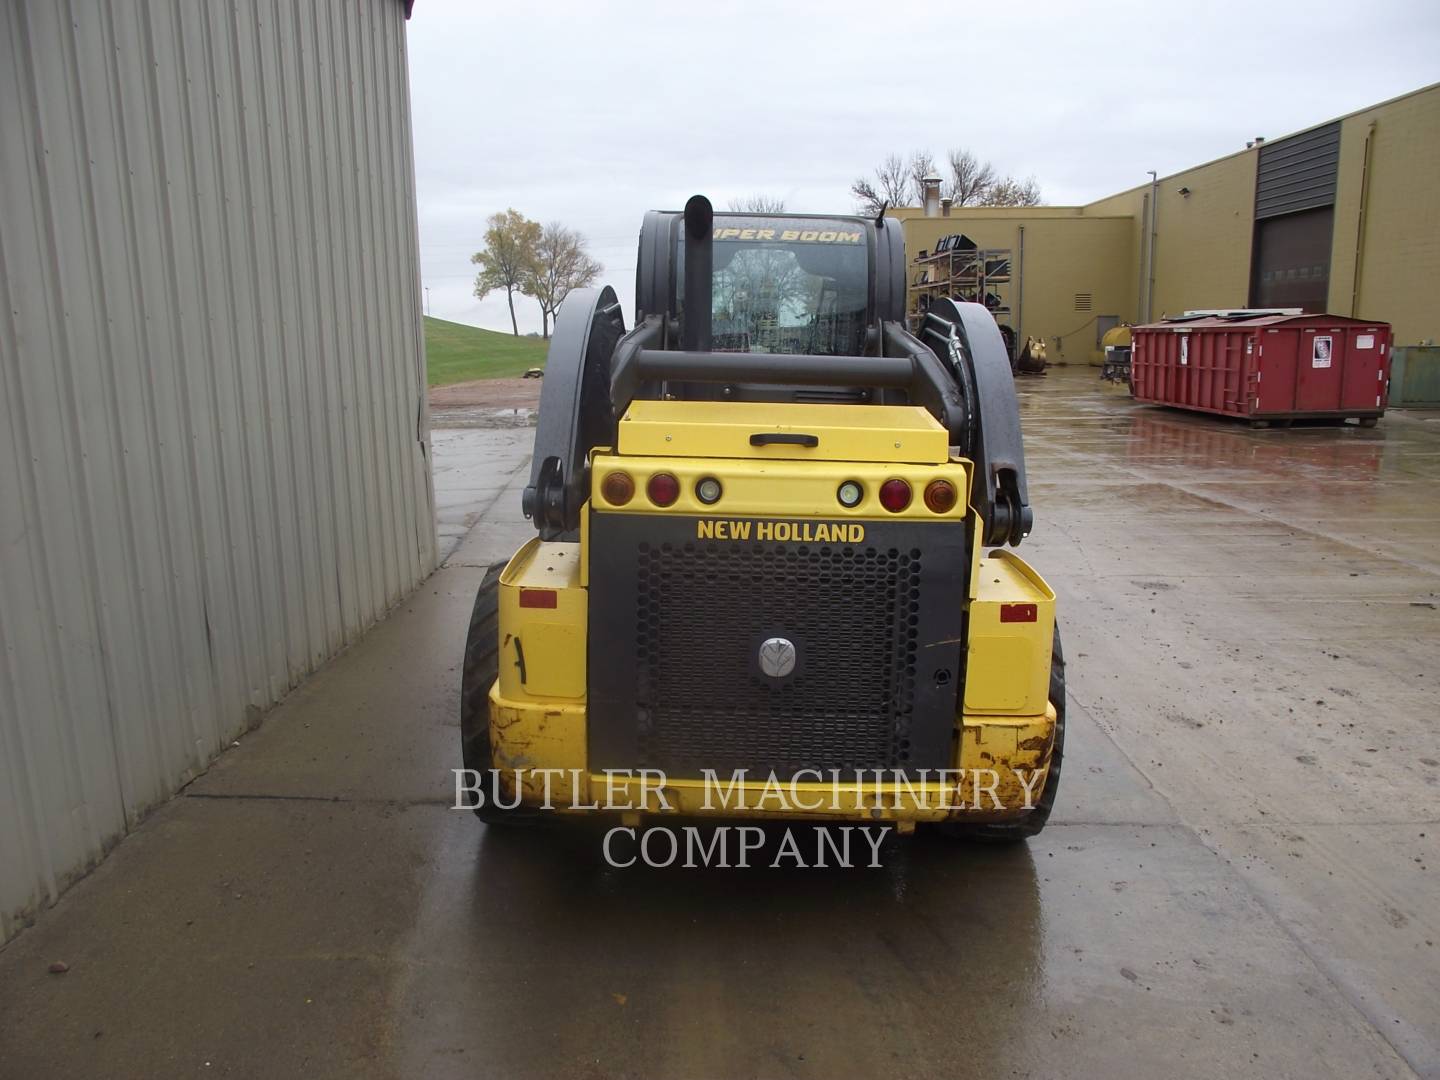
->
924, 478, 958, 513
600, 471, 635, 506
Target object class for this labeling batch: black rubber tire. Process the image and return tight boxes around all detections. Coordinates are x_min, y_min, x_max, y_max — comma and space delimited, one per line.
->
460, 562, 537, 825
937, 623, 1065, 843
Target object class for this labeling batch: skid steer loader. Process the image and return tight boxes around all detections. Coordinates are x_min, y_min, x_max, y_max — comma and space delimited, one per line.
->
459, 195, 1062, 839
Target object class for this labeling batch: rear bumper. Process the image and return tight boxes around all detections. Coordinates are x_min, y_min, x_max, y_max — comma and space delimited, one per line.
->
486, 685, 1057, 824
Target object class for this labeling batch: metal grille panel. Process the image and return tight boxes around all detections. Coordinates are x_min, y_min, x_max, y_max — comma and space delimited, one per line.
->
588, 514, 966, 779
635, 541, 920, 775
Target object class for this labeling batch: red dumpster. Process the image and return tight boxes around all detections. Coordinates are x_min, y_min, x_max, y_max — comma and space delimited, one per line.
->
1131, 314, 1391, 424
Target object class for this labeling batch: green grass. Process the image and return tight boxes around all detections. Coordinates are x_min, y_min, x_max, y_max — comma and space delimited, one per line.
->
424, 316, 550, 386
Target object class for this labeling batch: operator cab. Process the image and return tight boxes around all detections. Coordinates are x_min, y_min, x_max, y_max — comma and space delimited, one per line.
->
679, 216, 871, 357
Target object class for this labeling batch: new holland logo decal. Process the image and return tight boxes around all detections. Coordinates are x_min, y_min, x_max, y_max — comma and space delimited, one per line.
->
695, 519, 865, 543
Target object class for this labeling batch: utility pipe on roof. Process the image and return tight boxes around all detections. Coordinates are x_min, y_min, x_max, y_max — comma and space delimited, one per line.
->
921, 176, 942, 217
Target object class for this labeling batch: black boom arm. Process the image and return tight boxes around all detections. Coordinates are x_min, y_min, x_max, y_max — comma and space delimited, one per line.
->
918, 297, 1032, 546
522, 286, 626, 540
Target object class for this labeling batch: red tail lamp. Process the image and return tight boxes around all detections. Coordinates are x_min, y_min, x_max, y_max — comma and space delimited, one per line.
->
646, 472, 680, 507
878, 478, 912, 513
600, 471, 634, 506
519, 589, 558, 609
924, 478, 958, 513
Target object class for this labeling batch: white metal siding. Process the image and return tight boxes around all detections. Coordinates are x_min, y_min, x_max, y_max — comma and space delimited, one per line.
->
0, 0, 435, 941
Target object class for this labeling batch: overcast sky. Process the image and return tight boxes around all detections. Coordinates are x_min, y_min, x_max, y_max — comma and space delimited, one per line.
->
406, 0, 1439, 336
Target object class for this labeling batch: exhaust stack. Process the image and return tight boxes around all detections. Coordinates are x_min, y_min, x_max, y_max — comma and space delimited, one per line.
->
921, 175, 942, 217
682, 194, 713, 352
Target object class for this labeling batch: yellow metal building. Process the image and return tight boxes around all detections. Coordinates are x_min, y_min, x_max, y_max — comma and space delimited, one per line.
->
892, 81, 1440, 366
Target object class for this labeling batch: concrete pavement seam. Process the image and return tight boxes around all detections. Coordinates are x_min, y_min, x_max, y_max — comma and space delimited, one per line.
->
1065, 691, 1427, 1077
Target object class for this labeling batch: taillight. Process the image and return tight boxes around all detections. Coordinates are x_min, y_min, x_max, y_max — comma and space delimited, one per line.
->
878, 478, 911, 513
924, 478, 957, 514
600, 471, 634, 506
646, 472, 680, 507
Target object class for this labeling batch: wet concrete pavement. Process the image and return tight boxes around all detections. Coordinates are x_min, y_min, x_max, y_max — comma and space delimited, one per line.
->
1, 368, 1437, 1078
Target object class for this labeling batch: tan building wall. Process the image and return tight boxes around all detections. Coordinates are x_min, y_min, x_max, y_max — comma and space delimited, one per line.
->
894, 81, 1439, 358
1081, 187, 1147, 321
894, 208, 1136, 364
1085, 150, 1259, 321
1329, 85, 1440, 344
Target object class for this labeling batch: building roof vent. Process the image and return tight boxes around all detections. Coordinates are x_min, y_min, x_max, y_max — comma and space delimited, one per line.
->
920, 175, 943, 217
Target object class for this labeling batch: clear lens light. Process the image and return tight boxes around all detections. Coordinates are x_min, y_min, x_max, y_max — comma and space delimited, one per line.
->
837, 481, 863, 507
696, 477, 722, 504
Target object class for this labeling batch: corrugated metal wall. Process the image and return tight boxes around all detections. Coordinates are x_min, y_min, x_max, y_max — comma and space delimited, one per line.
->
0, 0, 435, 942
1255, 122, 1341, 220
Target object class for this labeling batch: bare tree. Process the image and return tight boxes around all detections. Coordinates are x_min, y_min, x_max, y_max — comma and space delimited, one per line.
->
850, 153, 910, 215
980, 176, 1042, 207
711, 245, 811, 352
471, 209, 540, 335
907, 150, 940, 204
946, 149, 998, 206
522, 222, 603, 339
854, 148, 1044, 211
727, 195, 788, 213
